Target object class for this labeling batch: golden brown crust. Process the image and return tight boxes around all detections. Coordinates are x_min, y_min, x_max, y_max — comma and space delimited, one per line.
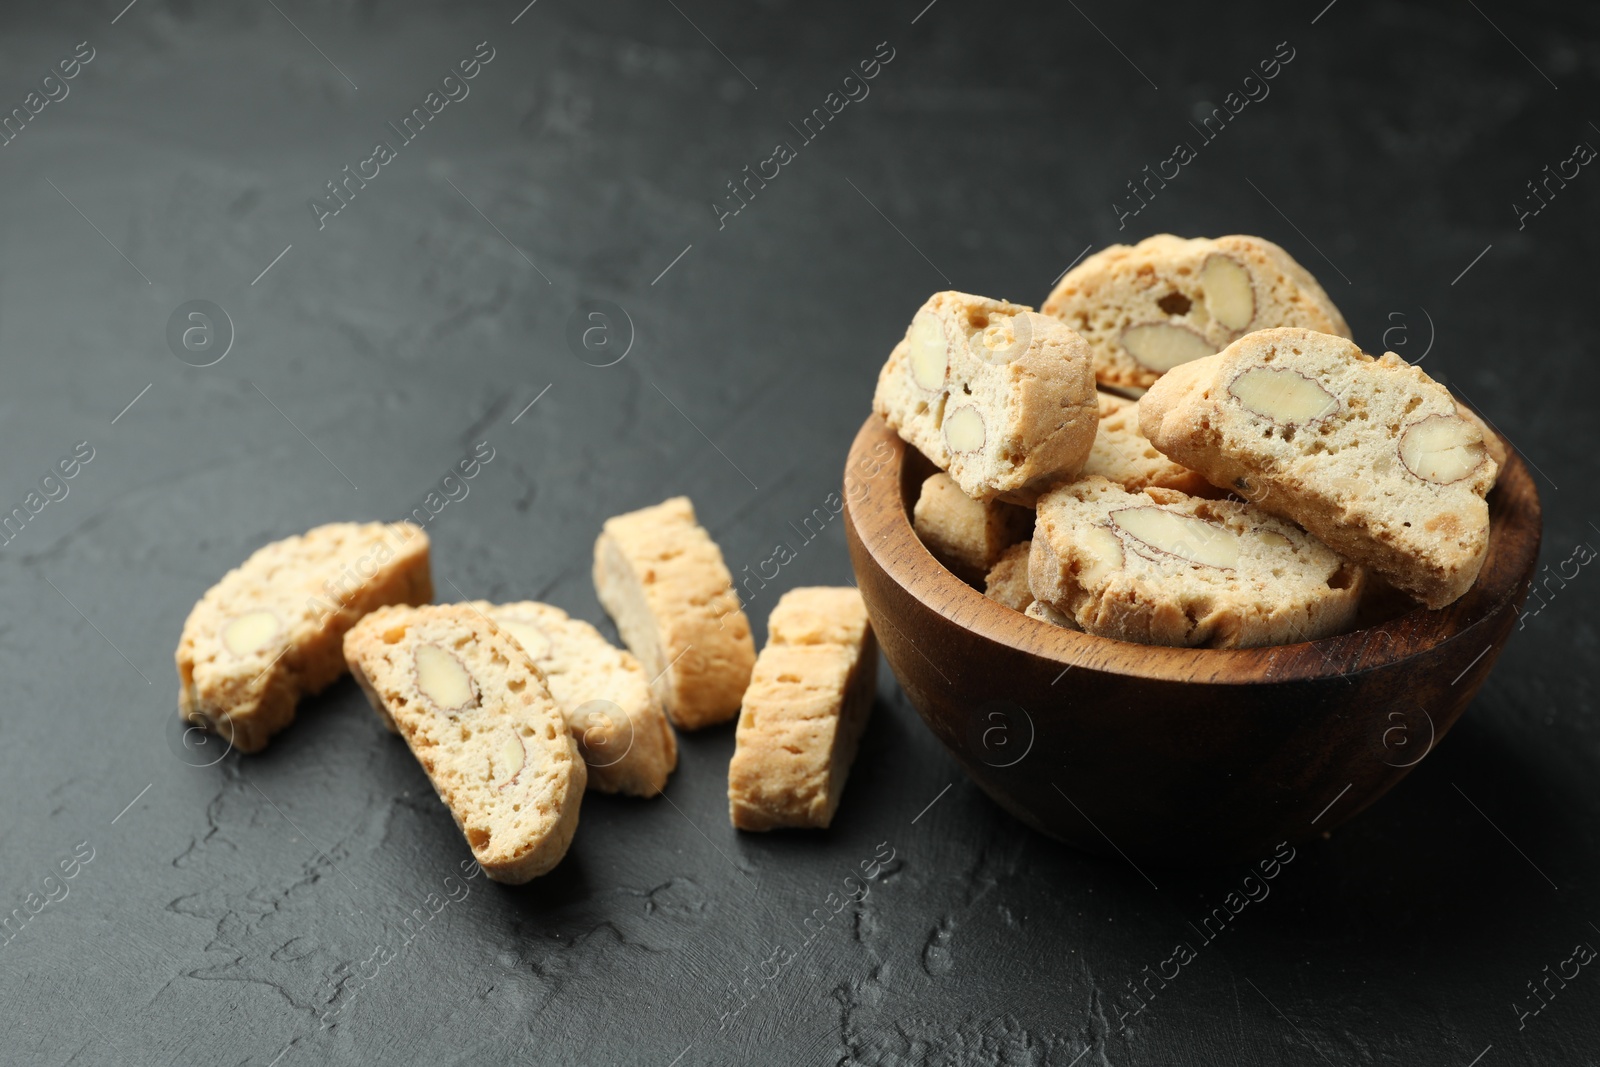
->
592, 497, 756, 730
175, 522, 432, 753
343, 604, 584, 884
728, 588, 877, 831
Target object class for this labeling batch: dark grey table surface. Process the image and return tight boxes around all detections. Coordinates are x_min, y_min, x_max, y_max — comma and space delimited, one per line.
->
2, 1, 1597, 1064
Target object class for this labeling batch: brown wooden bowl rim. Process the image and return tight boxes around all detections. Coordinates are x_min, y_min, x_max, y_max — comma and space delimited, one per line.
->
845, 412, 1542, 685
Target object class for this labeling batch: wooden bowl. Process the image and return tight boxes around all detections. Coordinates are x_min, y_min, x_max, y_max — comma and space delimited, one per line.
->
843, 414, 1541, 865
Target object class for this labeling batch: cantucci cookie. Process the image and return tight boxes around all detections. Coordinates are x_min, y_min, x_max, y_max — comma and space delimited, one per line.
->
984, 541, 1034, 611
728, 588, 877, 831
593, 496, 756, 730
912, 472, 1032, 584
176, 522, 431, 753
343, 605, 584, 884
470, 600, 677, 797
1040, 234, 1351, 390
1029, 477, 1363, 648
872, 290, 1098, 504
1139, 328, 1498, 608
1083, 391, 1218, 497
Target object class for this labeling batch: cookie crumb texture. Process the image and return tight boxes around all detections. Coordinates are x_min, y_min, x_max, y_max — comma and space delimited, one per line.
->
473, 600, 677, 797
176, 522, 432, 753
1082, 391, 1220, 497
1041, 235, 1350, 390
872, 290, 1098, 504
593, 496, 756, 730
1139, 328, 1497, 608
343, 605, 584, 884
728, 588, 878, 831
984, 541, 1035, 612
912, 472, 1033, 584
1030, 478, 1364, 648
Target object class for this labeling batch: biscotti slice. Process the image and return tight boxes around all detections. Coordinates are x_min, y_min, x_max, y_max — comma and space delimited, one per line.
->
593, 497, 756, 730
176, 522, 432, 753
1138, 328, 1498, 608
1030, 477, 1363, 648
728, 588, 877, 831
984, 541, 1034, 611
469, 600, 677, 797
1082, 391, 1219, 497
1041, 234, 1351, 390
872, 290, 1098, 504
913, 472, 1033, 584
343, 605, 585, 884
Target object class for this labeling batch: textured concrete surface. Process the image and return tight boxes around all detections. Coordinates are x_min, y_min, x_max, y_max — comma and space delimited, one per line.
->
0, 1, 1596, 1064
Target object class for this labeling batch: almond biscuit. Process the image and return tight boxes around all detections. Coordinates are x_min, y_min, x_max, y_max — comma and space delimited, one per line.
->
1041, 234, 1351, 390
728, 588, 877, 831
344, 604, 584, 884
1139, 328, 1497, 608
593, 497, 756, 730
873, 291, 1098, 504
176, 522, 431, 753
912, 472, 1033, 584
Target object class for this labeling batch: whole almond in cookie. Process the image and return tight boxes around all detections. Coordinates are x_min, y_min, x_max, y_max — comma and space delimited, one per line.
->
1040, 234, 1351, 390
344, 604, 585, 884
1138, 327, 1497, 609
873, 291, 1098, 504
1029, 477, 1364, 648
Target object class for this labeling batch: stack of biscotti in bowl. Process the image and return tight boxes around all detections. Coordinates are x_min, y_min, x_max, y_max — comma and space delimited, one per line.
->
877, 233, 1503, 649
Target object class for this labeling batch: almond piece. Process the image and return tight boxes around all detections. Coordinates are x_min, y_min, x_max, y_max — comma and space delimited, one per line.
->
1078, 524, 1125, 586
222, 610, 280, 656
1111, 507, 1240, 569
1399, 414, 1487, 484
494, 617, 553, 661
1227, 367, 1339, 425
1120, 323, 1216, 373
1199, 254, 1255, 331
908, 312, 948, 391
413, 643, 479, 712
943, 405, 986, 453
494, 732, 528, 790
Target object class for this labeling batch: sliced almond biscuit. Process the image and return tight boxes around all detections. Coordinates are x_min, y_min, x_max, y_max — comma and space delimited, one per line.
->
593, 496, 756, 730
1083, 391, 1220, 497
1139, 328, 1497, 608
872, 290, 1098, 504
468, 601, 677, 797
728, 588, 878, 831
1030, 477, 1363, 648
912, 472, 1033, 584
344, 604, 584, 884
1041, 234, 1351, 390
984, 540, 1035, 612
176, 522, 432, 753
